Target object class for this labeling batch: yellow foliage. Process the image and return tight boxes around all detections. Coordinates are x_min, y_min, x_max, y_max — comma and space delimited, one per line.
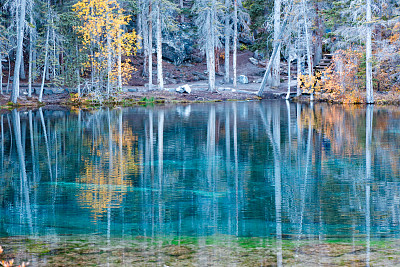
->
315, 48, 366, 103
73, 0, 140, 90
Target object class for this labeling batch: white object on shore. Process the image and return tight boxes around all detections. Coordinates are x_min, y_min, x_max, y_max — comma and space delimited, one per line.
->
176, 84, 192, 94
237, 75, 249, 84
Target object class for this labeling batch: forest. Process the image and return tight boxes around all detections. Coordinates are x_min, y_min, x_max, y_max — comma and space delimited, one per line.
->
0, 0, 399, 105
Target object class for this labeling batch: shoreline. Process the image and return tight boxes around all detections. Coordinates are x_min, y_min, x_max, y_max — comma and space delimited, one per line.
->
1, 83, 400, 110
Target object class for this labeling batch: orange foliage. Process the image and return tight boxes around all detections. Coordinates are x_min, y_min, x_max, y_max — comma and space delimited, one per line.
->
0, 246, 27, 267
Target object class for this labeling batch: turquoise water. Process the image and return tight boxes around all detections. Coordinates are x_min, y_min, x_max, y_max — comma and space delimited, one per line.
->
1, 101, 400, 242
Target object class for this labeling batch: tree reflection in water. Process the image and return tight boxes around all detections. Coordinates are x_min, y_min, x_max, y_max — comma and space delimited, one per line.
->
0, 102, 399, 246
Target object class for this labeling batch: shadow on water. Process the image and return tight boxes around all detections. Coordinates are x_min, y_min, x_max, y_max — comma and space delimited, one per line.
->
1, 101, 400, 265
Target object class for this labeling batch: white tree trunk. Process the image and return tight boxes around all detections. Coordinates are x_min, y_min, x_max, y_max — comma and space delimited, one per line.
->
39, 26, 50, 102
142, 5, 149, 76
76, 43, 81, 98
272, 0, 281, 87
297, 27, 302, 97
156, 0, 164, 90
286, 58, 291, 99
180, 0, 184, 23
107, 32, 112, 96
206, 35, 216, 91
206, 7, 216, 92
118, 31, 122, 90
28, 39, 33, 97
148, 0, 153, 90
20, 53, 26, 80
11, 0, 27, 103
302, 0, 313, 101
52, 18, 57, 79
224, 0, 230, 84
137, 0, 143, 54
233, 0, 238, 87
28, 0, 34, 97
366, 0, 374, 104
0, 54, 2, 95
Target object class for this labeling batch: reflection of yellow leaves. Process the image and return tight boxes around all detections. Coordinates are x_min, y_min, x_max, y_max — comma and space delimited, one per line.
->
78, 122, 140, 220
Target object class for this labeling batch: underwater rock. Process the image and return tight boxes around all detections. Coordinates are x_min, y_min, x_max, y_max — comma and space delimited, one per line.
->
163, 245, 193, 257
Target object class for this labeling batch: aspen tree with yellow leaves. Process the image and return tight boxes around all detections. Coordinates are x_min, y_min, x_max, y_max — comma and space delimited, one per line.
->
73, 0, 139, 97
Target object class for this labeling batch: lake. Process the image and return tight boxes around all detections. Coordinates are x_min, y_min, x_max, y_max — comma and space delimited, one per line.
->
1, 101, 400, 266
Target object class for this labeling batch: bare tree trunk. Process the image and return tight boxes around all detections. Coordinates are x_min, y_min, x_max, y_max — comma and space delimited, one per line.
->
257, 9, 289, 96
313, 1, 323, 67
156, 0, 164, 90
224, 0, 230, 84
142, 5, 149, 77
7, 55, 11, 93
28, 0, 34, 97
272, 0, 281, 87
11, 0, 28, 103
52, 17, 57, 79
233, 0, 238, 87
28, 39, 33, 97
39, 25, 50, 102
20, 53, 26, 80
76, 43, 81, 98
286, 58, 291, 99
206, 36, 216, 91
296, 27, 302, 97
0, 53, 3, 95
137, 7, 143, 54
107, 29, 112, 96
148, 0, 153, 90
206, 3, 216, 92
180, 0, 184, 23
118, 31, 122, 90
366, 0, 374, 104
302, 0, 313, 101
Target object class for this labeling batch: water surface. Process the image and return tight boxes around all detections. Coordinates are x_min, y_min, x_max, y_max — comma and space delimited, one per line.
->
1, 101, 400, 265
